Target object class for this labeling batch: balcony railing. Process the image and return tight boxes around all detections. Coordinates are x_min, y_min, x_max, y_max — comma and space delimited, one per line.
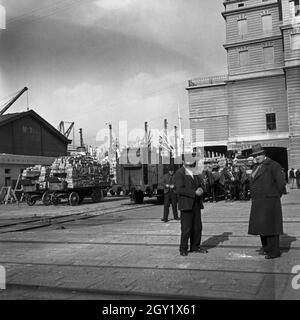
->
188, 74, 228, 87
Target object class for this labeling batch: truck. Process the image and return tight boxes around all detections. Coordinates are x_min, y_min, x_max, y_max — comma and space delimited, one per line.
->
115, 147, 181, 204
21, 154, 110, 206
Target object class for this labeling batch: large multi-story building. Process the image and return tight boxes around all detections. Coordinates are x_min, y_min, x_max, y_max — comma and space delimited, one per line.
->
187, 0, 300, 169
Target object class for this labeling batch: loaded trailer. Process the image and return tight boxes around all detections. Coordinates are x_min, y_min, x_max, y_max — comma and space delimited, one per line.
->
21, 154, 110, 206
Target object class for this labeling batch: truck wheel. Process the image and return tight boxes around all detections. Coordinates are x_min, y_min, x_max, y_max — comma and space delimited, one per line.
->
69, 192, 79, 206
42, 191, 51, 206
26, 195, 36, 206
51, 193, 60, 206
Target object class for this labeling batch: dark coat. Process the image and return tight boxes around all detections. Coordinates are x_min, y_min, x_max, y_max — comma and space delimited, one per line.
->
174, 166, 205, 211
248, 157, 286, 235
162, 173, 176, 194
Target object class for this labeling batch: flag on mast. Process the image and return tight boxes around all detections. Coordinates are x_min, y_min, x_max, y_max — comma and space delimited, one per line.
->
177, 104, 183, 156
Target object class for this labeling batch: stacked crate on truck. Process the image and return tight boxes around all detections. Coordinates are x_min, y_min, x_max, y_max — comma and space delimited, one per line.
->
21, 165, 50, 205
44, 154, 110, 206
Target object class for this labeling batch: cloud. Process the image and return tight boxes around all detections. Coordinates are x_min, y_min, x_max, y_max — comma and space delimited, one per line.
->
94, 0, 133, 11
50, 70, 190, 144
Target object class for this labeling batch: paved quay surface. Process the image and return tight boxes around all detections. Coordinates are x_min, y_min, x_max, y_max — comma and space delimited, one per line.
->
0, 188, 299, 300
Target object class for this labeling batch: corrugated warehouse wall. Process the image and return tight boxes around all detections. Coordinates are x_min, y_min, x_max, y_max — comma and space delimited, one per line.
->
225, 5, 281, 44
286, 67, 300, 167
227, 39, 284, 75
227, 75, 289, 138
189, 84, 228, 145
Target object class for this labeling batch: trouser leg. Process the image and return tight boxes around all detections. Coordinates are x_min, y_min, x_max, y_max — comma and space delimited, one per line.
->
267, 235, 280, 255
179, 210, 192, 252
170, 193, 178, 219
260, 235, 269, 252
190, 203, 202, 251
163, 194, 170, 220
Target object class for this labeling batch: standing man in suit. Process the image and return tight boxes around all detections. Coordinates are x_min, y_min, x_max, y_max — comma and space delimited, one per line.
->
174, 154, 207, 256
161, 165, 179, 222
248, 144, 286, 259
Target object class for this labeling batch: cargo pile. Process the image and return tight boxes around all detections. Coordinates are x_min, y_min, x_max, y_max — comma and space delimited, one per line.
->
21, 165, 50, 190
49, 155, 110, 189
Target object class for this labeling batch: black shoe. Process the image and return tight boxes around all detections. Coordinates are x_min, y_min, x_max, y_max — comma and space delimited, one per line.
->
161, 218, 168, 222
174, 217, 180, 220
180, 251, 188, 256
265, 253, 281, 259
190, 247, 208, 253
256, 248, 268, 255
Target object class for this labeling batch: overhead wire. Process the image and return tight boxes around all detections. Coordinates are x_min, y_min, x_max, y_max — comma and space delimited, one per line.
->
24, 0, 87, 24
6, 0, 74, 24
6, 0, 93, 25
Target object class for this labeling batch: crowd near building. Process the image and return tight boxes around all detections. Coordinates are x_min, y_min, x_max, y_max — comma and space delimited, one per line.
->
187, 0, 300, 172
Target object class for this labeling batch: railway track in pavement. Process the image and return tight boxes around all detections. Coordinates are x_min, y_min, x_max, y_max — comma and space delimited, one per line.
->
0, 202, 155, 234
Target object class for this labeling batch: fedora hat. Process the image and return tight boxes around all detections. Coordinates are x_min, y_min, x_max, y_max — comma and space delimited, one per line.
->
250, 143, 265, 156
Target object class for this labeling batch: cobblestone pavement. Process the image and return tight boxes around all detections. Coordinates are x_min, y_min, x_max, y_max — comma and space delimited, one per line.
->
0, 187, 299, 300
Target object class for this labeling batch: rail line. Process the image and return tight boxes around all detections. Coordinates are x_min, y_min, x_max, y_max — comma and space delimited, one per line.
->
3, 283, 228, 300
0, 260, 295, 282
0, 238, 299, 251
0, 203, 155, 234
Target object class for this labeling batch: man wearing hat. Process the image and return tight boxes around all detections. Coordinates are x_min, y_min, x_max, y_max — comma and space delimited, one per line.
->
248, 144, 286, 259
161, 165, 179, 222
174, 153, 207, 256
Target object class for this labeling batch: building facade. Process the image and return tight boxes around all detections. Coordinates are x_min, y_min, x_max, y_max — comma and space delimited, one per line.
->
187, 0, 300, 169
0, 110, 70, 188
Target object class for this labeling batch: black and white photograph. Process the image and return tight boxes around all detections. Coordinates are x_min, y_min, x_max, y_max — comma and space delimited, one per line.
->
0, 0, 300, 307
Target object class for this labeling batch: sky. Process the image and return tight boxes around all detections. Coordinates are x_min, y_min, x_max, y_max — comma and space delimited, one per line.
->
0, 0, 227, 149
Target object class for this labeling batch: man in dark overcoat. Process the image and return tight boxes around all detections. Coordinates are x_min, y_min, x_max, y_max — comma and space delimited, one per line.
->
161, 166, 179, 222
248, 144, 286, 259
174, 155, 207, 256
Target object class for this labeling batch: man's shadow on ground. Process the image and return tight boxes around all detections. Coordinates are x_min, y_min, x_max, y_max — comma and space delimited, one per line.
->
202, 232, 232, 250
280, 233, 298, 253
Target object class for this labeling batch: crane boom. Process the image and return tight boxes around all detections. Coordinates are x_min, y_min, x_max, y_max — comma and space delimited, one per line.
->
64, 122, 74, 138
0, 87, 28, 116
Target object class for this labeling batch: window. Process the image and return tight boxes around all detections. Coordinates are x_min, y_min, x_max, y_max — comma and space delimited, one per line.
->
238, 19, 247, 37
262, 14, 272, 35
238, 3, 244, 7
266, 113, 276, 130
291, 33, 300, 50
22, 125, 33, 134
239, 50, 249, 66
4, 168, 10, 174
5, 177, 11, 187
263, 46, 274, 63
290, 0, 300, 17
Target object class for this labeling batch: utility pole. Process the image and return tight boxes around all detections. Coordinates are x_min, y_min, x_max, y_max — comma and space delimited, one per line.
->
79, 128, 83, 148
164, 118, 171, 165
108, 124, 113, 155
174, 125, 178, 158
145, 121, 150, 164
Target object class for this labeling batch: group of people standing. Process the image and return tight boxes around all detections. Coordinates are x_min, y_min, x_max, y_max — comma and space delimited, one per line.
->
202, 159, 252, 202
288, 167, 300, 189
161, 144, 287, 260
